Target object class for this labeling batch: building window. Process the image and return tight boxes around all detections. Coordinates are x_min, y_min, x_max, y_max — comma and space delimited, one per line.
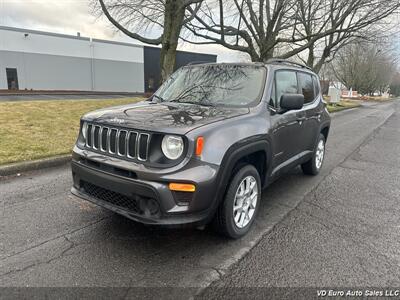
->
6, 68, 19, 90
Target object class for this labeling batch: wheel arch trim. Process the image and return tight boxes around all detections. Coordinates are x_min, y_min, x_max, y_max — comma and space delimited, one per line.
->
209, 138, 272, 216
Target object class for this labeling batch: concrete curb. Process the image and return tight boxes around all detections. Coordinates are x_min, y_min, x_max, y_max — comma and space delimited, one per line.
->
0, 154, 71, 177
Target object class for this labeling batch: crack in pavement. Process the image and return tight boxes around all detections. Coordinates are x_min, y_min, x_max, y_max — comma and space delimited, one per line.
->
1, 236, 76, 278
1, 216, 110, 261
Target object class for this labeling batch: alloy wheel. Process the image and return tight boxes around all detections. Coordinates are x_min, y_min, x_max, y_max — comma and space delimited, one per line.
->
233, 176, 258, 229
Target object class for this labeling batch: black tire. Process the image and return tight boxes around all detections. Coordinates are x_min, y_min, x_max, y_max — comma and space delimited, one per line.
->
214, 164, 261, 239
301, 133, 326, 176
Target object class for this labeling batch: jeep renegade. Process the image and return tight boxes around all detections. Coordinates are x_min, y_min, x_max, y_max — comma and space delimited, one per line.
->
71, 60, 331, 239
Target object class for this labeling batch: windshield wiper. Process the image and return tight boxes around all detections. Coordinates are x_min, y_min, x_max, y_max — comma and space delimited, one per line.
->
152, 95, 165, 103
167, 99, 216, 107
195, 102, 217, 107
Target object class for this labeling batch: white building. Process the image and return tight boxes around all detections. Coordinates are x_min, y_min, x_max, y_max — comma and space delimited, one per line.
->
0, 26, 145, 92
0, 26, 217, 93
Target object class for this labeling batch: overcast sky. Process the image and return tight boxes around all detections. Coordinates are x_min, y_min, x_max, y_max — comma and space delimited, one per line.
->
0, 0, 244, 62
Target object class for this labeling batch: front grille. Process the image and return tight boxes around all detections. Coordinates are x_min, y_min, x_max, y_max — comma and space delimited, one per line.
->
81, 181, 140, 214
83, 123, 151, 161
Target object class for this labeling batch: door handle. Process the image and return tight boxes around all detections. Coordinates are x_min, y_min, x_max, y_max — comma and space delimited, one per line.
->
297, 117, 306, 123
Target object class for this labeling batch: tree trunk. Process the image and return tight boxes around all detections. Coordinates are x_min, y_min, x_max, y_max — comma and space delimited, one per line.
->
259, 42, 275, 62
307, 42, 315, 69
160, 0, 186, 83
312, 46, 331, 74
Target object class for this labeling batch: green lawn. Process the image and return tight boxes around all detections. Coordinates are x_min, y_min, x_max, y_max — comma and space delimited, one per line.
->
0, 98, 142, 165
327, 100, 361, 113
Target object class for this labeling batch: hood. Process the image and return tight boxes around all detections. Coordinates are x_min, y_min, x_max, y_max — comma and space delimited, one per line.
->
82, 101, 250, 134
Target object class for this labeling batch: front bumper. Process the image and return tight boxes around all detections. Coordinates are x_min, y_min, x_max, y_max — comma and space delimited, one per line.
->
70, 149, 220, 226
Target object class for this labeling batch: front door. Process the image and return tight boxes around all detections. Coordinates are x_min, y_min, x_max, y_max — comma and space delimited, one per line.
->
269, 70, 304, 175
6, 68, 19, 90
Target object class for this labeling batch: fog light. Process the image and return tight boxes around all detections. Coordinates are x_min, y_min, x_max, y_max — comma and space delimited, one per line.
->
147, 198, 159, 215
139, 198, 160, 216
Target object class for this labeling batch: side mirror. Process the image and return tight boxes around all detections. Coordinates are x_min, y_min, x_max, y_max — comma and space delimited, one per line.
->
280, 94, 304, 111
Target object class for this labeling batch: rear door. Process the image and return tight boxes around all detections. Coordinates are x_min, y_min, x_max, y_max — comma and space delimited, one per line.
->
297, 72, 322, 152
269, 70, 304, 172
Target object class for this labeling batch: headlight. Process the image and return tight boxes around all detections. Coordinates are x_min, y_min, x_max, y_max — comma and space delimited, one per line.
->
82, 122, 88, 139
161, 135, 184, 160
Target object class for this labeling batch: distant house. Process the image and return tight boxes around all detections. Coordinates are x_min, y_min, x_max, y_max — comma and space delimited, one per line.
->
341, 89, 359, 98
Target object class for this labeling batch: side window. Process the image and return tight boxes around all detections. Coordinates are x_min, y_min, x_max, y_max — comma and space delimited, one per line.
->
312, 75, 320, 98
275, 71, 298, 107
298, 72, 315, 104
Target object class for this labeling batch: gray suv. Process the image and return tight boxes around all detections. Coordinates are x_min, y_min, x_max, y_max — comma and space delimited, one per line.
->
71, 60, 331, 239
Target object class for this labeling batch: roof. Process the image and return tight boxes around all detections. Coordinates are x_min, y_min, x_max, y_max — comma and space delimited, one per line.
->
182, 62, 265, 67
0, 25, 91, 41
180, 61, 315, 74
0, 26, 217, 56
265, 58, 313, 71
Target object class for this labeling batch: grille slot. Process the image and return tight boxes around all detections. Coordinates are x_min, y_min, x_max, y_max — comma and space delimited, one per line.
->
93, 126, 100, 149
87, 124, 93, 147
118, 130, 127, 156
109, 129, 117, 153
83, 123, 151, 162
81, 181, 140, 214
127, 132, 138, 158
138, 133, 150, 161
101, 128, 108, 151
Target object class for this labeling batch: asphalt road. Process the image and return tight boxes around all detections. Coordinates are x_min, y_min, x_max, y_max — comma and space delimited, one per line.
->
0, 101, 397, 298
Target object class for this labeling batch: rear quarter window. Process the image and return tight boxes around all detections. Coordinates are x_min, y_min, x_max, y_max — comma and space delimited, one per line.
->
313, 75, 321, 98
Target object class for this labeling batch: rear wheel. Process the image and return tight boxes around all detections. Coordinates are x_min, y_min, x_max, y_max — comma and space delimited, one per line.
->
301, 133, 326, 175
214, 165, 261, 239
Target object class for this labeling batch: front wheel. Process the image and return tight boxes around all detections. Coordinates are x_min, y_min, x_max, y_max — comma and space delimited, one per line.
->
301, 133, 326, 175
214, 165, 261, 239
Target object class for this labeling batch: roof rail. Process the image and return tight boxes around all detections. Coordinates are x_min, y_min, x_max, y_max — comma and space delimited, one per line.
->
186, 61, 214, 66
266, 58, 313, 71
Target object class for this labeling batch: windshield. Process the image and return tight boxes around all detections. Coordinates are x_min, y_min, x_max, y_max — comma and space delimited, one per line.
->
154, 65, 266, 107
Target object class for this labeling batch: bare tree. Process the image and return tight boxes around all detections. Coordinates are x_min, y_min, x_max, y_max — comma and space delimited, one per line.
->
295, 0, 400, 72
185, 0, 400, 72
184, 0, 299, 62
331, 43, 396, 95
93, 0, 203, 82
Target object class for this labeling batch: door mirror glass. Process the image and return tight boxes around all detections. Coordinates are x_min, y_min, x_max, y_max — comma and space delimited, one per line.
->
280, 94, 304, 111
